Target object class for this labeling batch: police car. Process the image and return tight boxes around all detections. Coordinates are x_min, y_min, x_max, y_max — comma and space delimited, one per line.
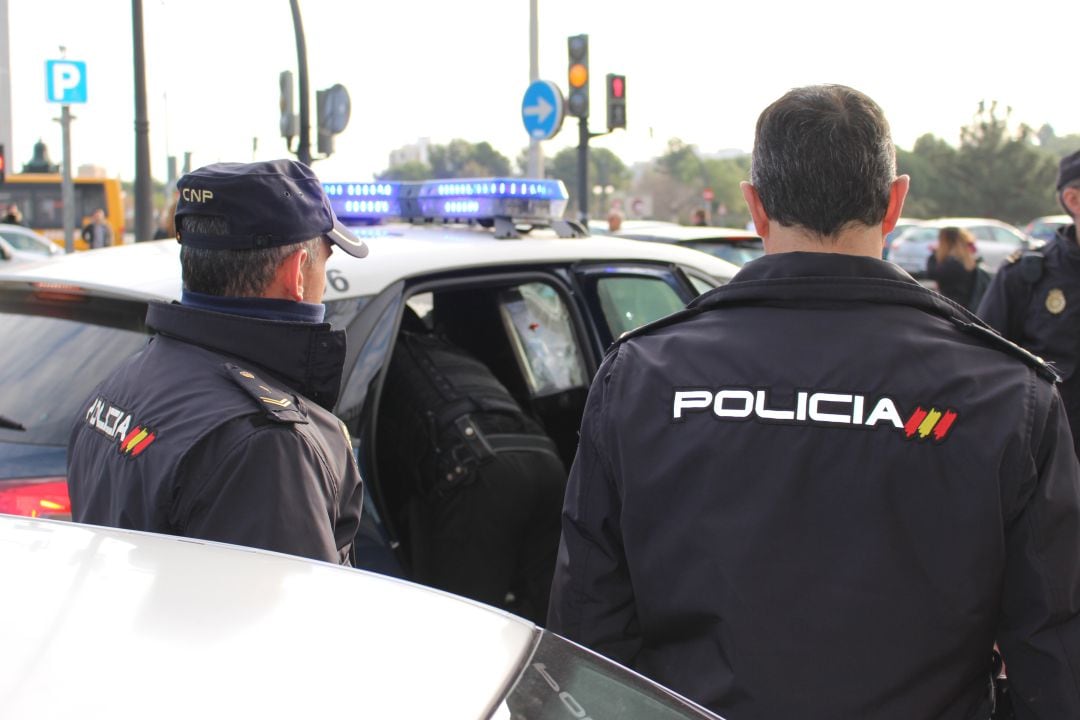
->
0, 178, 736, 578
0, 513, 721, 719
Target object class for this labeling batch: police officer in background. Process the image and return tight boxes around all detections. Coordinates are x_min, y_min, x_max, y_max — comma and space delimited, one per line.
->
978, 149, 1080, 459
548, 85, 1080, 719
68, 159, 369, 565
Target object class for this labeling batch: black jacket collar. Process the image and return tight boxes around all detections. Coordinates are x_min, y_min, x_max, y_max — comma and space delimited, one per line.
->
146, 301, 346, 411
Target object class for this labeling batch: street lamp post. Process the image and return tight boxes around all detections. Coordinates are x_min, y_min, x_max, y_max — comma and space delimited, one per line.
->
289, 0, 311, 166
132, 0, 153, 242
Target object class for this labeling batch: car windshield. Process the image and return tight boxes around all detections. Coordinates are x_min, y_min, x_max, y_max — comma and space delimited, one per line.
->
501, 631, 717, 719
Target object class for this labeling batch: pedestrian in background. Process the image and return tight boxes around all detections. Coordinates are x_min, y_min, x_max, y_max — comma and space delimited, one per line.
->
607, 208, 623, 232
548, 84, 1080, 719
80, 208, 113, 248
926, 225, 991, 309
690, 208, 708, 226
979, 148, 1080, 459
1, 204, 24, 225
68, 159, 369, 565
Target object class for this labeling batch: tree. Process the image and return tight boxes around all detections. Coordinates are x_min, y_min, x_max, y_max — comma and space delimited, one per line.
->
899, 104, 1059, 224
951, 102, 1058, 223
428, 139, 511, 179
376, 161, 432, 182
546, 146, 630, 218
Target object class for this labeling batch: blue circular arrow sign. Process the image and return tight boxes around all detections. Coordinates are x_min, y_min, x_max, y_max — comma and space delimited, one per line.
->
521, 80, 565, 141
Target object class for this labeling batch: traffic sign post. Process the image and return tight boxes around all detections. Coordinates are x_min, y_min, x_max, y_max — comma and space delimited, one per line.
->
521, 81, 565, 141
46, 59, 86, 253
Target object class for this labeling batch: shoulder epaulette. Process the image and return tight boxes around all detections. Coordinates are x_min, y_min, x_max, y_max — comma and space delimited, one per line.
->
224, 363, 308, 424
957, 322, 1059, 384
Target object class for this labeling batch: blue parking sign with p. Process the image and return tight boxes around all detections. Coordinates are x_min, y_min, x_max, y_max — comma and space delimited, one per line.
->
46, 60, 87, 104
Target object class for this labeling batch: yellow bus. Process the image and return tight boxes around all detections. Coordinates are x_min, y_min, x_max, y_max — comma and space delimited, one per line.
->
0, 174, 125, 250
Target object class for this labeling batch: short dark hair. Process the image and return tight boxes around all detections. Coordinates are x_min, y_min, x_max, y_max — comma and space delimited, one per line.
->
178, 214, 321, 297
750, 84, 896, 237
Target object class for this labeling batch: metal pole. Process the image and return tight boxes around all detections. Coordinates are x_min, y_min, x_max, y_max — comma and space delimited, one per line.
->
289, 0, 311, 166
59, 105, 75, 253
133, 0, 153, 242
577, 117, 589, 223
0, 0, 13, 173
526, 0, 542, 178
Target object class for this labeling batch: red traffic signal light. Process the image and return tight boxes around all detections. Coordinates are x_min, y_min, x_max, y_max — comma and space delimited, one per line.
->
606, 74, 626, 130
0, 144, 6, 183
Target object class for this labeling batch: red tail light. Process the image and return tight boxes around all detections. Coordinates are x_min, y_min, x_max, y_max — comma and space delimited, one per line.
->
0, 478, 71, 520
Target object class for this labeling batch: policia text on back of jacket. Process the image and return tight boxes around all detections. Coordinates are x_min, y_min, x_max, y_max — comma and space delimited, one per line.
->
548, 85, 1080, 720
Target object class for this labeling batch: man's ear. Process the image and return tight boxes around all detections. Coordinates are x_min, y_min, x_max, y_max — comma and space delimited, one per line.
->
740, 181, 770, 238
881, 175, 910, 235
268, 246, 309, 301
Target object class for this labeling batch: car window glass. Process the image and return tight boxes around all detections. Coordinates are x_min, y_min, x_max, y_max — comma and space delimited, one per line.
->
968, 226, 994, 241
504, 632, 716, 719
0, 230, 41, 252
992, 226, 1021, 245
499, 282, 587, 397
0, 310, 147, 444
595, 275, 686, 338
685, 273, 716, 296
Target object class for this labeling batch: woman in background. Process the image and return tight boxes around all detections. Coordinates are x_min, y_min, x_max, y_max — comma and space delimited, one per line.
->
926, 226, 989, 310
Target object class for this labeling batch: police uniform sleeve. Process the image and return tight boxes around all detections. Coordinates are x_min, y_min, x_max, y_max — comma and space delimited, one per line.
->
977, 259, 1024, 341
173, 419, 348, 564
997, 383, 1080, 717
547, 346, 641, 665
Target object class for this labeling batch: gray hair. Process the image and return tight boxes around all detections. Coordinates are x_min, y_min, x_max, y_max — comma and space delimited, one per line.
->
750, 84, 896, 238
178, 215, 322, 297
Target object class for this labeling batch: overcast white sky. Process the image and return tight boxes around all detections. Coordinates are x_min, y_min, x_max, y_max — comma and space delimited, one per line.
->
6, 0, 1077, 184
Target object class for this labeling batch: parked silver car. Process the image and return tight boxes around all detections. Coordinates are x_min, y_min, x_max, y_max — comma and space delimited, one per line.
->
888, 217, 1033, 277
0, 223, 62, 265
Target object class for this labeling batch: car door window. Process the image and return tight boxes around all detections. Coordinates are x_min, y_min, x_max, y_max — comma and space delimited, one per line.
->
499, 282, 587, 397
968, 226, 995, 242
595, 275, 686, 338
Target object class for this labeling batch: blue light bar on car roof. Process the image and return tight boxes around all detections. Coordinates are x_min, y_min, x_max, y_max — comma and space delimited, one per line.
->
324, 178, 569, 224
322, 182, 403, 222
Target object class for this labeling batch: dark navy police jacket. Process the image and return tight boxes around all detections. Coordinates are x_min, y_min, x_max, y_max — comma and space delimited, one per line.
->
979, 224, 1080, 459
68, 302, 364, 565
548, 252, 1080, 719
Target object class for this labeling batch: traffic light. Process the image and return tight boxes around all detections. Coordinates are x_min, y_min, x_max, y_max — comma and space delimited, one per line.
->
606, 74, 626, 130
0, 144, 6, 184
316, 84, 351, 158
567, 34, 589, 118
279, 71, 297, 140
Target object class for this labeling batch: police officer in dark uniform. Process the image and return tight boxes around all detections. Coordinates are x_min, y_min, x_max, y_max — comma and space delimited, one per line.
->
548, 86, 1080, 719
978, 149, 1080, 459
68, 159, 369, 565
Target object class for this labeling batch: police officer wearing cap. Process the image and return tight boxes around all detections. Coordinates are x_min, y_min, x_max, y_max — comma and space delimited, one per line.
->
548, 85, 1080, 718
68, 159, 369, 565
978, 149, 1080, 459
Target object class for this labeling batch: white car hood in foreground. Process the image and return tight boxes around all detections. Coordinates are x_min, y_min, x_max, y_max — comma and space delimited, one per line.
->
0, 516, 536, 719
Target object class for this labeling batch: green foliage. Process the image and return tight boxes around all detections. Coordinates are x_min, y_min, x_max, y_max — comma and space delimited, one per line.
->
376, 161, 432, 182
546, 146, 630, 217
901, 103, 1059, 224
428, 140, 510, 179
376, 140, 511, 181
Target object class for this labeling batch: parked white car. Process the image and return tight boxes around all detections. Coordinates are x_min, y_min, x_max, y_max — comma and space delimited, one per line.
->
0, 514, 722, 719
888, 217, 1034, 277
0, 222, 62, 265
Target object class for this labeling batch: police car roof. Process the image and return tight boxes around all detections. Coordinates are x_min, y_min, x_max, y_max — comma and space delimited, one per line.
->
0, 224, 739, 301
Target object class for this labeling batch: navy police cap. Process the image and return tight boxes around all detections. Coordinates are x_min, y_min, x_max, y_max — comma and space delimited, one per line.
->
1057, 148, 1080, 192
175, 159, 368, 258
